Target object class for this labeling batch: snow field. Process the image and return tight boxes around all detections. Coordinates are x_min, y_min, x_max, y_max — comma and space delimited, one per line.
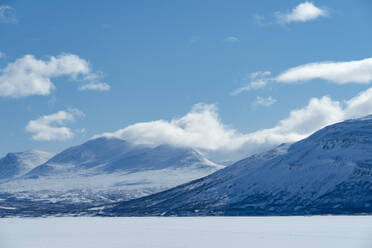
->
0, 216, 371, 248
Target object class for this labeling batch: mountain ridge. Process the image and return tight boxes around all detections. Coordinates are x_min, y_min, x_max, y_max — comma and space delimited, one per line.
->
0, 137, 222, 213
2, 116, 372, 216
99, 116, 372, 216
0, 150, 54, 181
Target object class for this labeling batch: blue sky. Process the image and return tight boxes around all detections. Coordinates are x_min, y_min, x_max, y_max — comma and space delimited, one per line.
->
1, 1, 372, 158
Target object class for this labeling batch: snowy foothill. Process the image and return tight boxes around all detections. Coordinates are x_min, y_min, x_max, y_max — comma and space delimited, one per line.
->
0, 216, 372, 248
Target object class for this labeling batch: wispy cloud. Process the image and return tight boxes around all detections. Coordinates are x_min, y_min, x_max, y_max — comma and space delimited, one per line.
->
233, 58, 372, 94
0, 5, 17, 23
252, 14, 266, 26
224, 36, 240, 43
231, 71, 271, 95
276, 2, 328, 24
0, 53, 110, 98
25, 109, 84, 141
0, 51, 5, 59
79, 82, 111, 91
276, 58, 372, 84
253, 96, 277, 107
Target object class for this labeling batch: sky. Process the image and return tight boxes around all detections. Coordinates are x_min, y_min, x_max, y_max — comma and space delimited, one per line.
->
0, 1, 372, 160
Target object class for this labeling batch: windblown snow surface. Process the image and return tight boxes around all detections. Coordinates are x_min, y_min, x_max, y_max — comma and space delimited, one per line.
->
0, 216, 371, 248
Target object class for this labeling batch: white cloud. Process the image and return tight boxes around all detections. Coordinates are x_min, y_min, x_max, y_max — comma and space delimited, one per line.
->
344, 87, 372, 119
0, 53, 109, 98
98, 104, 244, 151
0, 5, 17, 23
276, 58, 372, 84
250, 71, 271, 78
231, 80, 266, 95
96, 87, 372, 162
79, 82, 111, 91
25, 109, 84, 141
254, 96, 343, 141
253, 96, 277, 107
224, 36, 240, 43
231, 71, 271, 95
234, 58, 372, 94
0, 51, 5, 59
277, 2, 328, 24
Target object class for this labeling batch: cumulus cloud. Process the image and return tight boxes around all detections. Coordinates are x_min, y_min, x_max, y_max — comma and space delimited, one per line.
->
276, 2, 328, 24
231, 71, 271, 95
253, 96, 277, 107
79, 82, 111, 91
252, 96, 343, 142
344, 88, 372, 118
96, 87, 372, 162
0, 53, 109, 98
25, 109, 84, 141
224, 36, 240, 43
98, 104, 245, 151
0, 5, 17, 23
276, 58, 372, 84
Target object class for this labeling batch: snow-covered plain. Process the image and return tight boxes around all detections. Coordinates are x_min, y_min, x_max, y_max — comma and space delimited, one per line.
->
0, 216, 371, 248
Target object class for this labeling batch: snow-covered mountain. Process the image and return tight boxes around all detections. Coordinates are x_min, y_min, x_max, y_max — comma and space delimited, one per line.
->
0, 150, 54, 181
0, 137, 222, 214
25, 137, 218, 177
102, 116, 372, 216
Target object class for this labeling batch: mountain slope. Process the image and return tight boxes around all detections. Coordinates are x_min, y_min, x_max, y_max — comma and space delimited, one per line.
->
0, 137, 222, 211
102, 116, 372, 216
25, 137, 218, 177
0, 150, 54, 181
25, 137, 135, 177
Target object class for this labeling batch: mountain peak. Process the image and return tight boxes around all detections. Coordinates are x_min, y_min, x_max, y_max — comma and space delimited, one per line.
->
0, 150, 53, 180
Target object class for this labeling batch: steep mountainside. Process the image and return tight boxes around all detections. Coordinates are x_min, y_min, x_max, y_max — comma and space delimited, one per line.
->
0, 150, 53, 181
102, 116, 372, 216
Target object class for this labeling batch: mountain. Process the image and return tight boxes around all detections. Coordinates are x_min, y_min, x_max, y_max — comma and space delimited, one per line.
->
0, 137, 222, 215
0, 150, 54, 181
101, 116, 372, 216
25, 137, 217, 177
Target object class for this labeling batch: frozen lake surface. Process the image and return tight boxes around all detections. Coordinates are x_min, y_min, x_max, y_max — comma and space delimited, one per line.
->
1, 216, 372, 248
